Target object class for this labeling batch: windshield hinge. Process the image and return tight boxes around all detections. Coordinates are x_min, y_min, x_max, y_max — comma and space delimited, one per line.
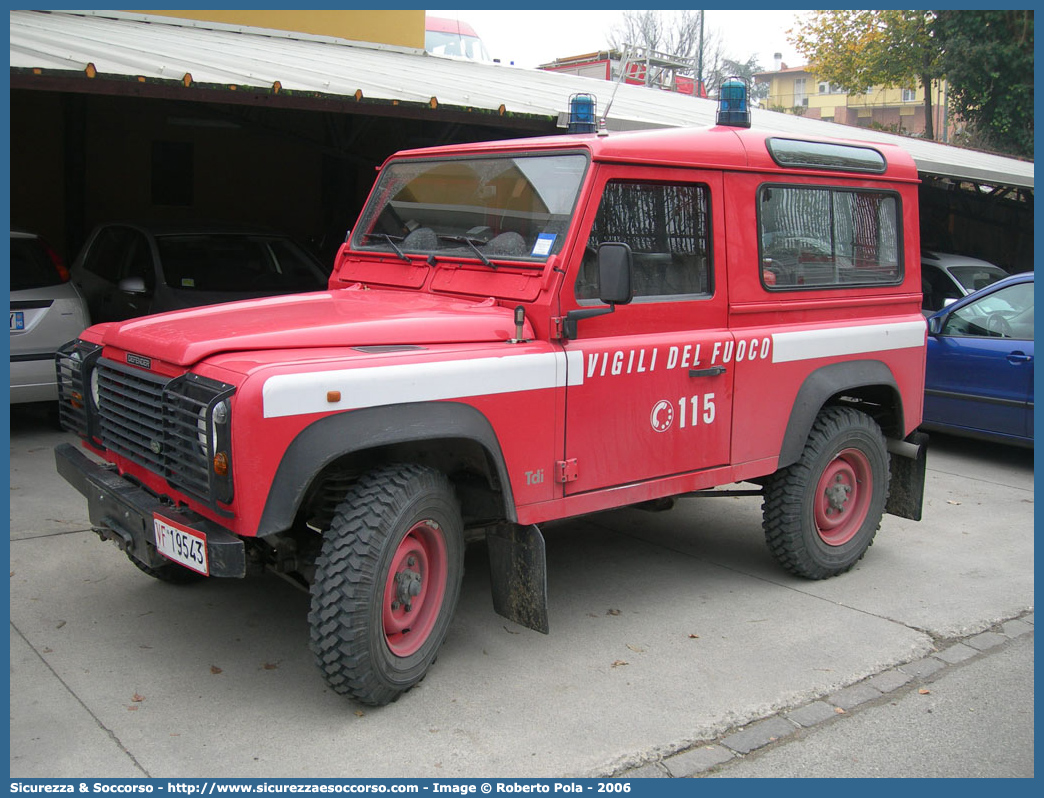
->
556, 459, 578, 483
551, 316, 566, 340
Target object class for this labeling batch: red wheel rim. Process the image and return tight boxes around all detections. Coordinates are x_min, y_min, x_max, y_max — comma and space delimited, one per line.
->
813, 448, 872, 546
382, 520, 448, 657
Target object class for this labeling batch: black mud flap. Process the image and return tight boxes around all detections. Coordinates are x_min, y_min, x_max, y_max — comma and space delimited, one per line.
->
886, 431, 928, 522
485, 523, 549, 634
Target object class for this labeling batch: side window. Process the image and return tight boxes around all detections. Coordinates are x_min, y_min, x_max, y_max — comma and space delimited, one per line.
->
758, 185, 902, 289
942, 282, 1034, 340
82, 227, 132, 283
576, 180, 712, 302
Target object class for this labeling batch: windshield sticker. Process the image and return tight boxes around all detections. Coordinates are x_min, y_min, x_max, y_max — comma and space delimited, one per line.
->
532, 233, 556, 258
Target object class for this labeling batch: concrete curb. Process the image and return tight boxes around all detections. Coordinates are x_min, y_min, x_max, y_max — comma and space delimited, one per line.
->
615, 612, 1034, 778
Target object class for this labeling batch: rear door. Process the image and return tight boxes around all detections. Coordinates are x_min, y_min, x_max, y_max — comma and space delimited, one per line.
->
562, 166, 733, 494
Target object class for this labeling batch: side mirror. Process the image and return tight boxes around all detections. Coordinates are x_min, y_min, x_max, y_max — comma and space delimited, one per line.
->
117, 276, 147, 295
927, 315, 944, 336
597, 242, 633, 306
563, 242, 634, 339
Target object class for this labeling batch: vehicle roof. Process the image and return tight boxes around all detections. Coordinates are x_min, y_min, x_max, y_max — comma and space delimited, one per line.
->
385, 125, 920, 182
425, 16, 479, 37
921, 251, 1006, 270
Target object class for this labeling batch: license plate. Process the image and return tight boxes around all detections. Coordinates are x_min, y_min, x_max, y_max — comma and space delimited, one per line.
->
153, 514, 209, 575
10, 311, 24, 331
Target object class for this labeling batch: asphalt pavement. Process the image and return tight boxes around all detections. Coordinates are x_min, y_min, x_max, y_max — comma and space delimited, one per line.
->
8, 400, 1034, 779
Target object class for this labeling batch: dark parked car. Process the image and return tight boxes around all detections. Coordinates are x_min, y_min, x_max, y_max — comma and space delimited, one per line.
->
921, 251, 1008, 314
10, 229, 91, 403
70, 222, 330, 322
923, 272, 1033, 447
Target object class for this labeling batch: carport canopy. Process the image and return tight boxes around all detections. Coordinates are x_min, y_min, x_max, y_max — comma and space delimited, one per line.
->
9, 9, 1034, 190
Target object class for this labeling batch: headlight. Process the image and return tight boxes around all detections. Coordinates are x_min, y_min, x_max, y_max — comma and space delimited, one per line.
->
89, 367, 101, 408
55, 339, 103, 440
197, 399, 230, 453
164, 373, 235, 505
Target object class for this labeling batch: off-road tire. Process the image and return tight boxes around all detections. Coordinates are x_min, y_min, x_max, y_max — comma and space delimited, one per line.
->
762, 406, 889, 579
309, 464, 464, 706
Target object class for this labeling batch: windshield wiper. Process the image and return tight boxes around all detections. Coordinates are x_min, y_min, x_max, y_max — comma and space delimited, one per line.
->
366, 233, 411, 263
440, 235, 498, 269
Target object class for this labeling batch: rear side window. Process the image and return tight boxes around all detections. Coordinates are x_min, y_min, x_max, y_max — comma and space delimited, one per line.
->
758, 185, 902, 290
10, 237, 61, 291
577, 180, 712, 302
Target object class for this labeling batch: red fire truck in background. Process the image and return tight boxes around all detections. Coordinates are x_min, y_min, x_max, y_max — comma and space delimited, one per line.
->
540, 47, 708, 97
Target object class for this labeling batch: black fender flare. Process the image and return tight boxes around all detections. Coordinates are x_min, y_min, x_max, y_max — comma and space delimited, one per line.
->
777, 360, 903, 469
256, 402, 514, 537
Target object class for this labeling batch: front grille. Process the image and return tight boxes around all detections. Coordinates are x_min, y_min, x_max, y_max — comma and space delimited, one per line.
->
88, 358, 235, 506
97, 360, 166, 471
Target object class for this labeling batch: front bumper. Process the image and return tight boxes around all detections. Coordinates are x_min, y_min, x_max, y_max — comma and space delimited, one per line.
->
55, 442, 246, 577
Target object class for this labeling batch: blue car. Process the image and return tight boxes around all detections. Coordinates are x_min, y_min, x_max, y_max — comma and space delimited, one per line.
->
923, 272, 1034, 447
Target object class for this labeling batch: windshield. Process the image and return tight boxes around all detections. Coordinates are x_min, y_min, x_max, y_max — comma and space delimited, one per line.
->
425, 30, 493, 62
156, 235, 328, 292
949, 264, 1006, 292
352, 153, 588, 265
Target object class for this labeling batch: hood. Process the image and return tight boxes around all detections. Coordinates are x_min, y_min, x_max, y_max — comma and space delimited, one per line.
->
96, 287, 527, 366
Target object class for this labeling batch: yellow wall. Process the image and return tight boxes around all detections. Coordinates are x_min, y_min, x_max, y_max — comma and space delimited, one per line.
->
134, 10, 425, 49
759, 69, 939, 113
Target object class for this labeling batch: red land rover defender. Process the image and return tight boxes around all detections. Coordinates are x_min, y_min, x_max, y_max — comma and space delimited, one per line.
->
55, 105, 927, 706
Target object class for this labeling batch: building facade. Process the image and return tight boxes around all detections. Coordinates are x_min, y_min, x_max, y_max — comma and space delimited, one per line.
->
753, 59, 950, 141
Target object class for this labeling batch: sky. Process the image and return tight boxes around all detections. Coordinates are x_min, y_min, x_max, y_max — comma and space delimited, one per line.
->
428, 9, 806, 72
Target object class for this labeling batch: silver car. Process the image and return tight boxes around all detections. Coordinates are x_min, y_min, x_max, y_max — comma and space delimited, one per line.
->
921, 250, 1008, 314
10, 230, 91, 403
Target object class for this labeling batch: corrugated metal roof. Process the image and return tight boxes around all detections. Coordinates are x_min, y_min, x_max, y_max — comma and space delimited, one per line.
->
10, 9, 1033, 188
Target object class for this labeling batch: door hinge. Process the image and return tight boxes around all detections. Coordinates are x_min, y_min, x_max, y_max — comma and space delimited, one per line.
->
556, 458, 578, 483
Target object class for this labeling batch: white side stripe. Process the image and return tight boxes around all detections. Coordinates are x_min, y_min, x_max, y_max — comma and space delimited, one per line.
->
772, 321, 926, 364
564, 348, 584, 387
263, 351, 583, 419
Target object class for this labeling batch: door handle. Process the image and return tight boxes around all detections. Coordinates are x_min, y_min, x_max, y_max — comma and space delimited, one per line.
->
689, 366, 727, 378
1007, 352, 1032, 364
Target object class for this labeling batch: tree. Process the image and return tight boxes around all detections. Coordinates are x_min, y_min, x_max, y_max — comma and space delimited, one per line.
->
720, 56, 769, 104
789, 10, 942, 139
933, 10, 1034, 158
607, 10, 767, 99
609, 10, 705, 66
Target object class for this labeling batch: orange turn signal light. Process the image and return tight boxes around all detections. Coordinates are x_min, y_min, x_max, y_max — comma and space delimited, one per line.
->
213, 452, 229, 476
